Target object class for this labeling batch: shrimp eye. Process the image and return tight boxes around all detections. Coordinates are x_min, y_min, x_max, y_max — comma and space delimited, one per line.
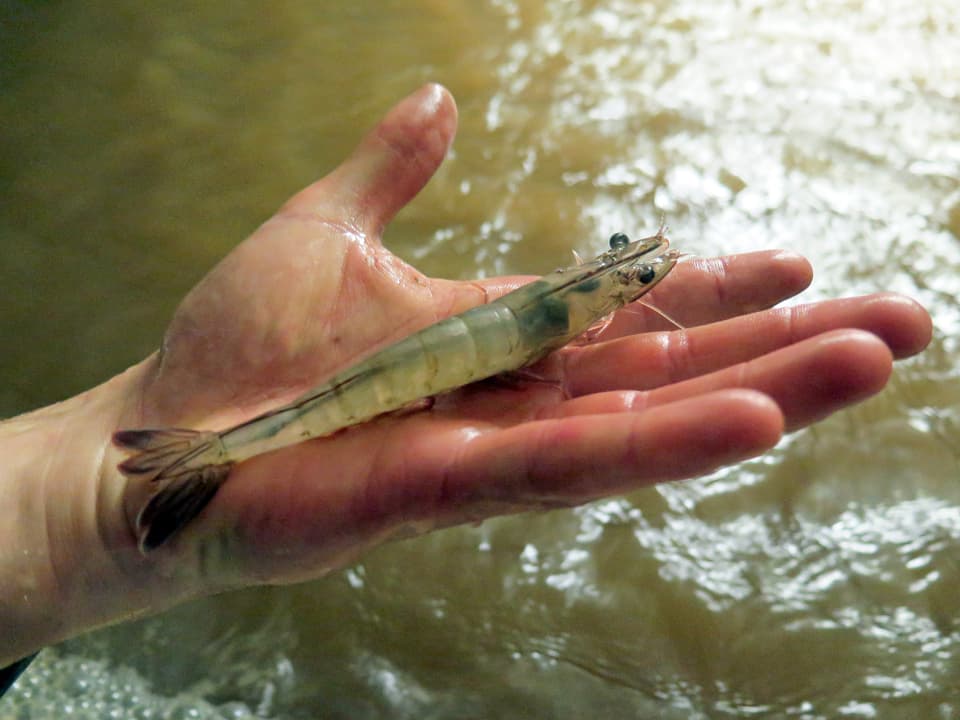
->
609, 232, 630, 251
637, 265, 656, 284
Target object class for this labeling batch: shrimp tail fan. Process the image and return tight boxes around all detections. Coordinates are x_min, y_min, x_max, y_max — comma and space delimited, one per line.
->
114, 428, 234, 553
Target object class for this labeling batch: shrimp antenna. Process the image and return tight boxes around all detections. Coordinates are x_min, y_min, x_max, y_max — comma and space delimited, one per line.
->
656, 215, 669, 239
630, 300, 685, 330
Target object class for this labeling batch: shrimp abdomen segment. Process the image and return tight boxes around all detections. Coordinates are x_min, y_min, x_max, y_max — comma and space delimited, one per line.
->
331, 302, 527, 407
220, 302, 525, 460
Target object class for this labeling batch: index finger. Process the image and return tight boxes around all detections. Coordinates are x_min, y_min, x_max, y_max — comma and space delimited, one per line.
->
463, 249, 812, 332
607, 250, 813, 335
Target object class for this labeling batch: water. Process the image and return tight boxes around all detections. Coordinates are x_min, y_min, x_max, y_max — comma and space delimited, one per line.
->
2, 0, 959, 717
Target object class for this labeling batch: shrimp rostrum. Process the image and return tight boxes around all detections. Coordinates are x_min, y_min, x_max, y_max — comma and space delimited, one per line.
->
115, 230, 680, 552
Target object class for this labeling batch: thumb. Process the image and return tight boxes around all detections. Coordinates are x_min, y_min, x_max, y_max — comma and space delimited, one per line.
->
282, 83, 458, 238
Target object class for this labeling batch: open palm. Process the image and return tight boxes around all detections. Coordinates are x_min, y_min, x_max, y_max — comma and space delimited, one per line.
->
120, 84, 931, 587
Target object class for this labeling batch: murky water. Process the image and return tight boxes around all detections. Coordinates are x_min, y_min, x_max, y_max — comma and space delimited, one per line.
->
3, 0, 960, 717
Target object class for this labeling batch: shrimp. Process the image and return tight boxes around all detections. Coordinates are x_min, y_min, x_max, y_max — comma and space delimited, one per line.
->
115, 231, 680, 552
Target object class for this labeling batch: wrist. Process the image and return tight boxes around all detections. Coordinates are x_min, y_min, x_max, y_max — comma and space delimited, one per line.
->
0, 360, 200, 665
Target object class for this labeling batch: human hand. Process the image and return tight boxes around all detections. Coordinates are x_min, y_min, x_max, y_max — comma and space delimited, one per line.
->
0, 84, 932, 665
121, 82, 930, 581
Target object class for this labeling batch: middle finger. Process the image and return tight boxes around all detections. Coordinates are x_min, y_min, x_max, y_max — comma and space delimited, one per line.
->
559, 292, 928, 396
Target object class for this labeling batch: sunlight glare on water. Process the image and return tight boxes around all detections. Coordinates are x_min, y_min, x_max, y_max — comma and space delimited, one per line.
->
2, 0, 960, 717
